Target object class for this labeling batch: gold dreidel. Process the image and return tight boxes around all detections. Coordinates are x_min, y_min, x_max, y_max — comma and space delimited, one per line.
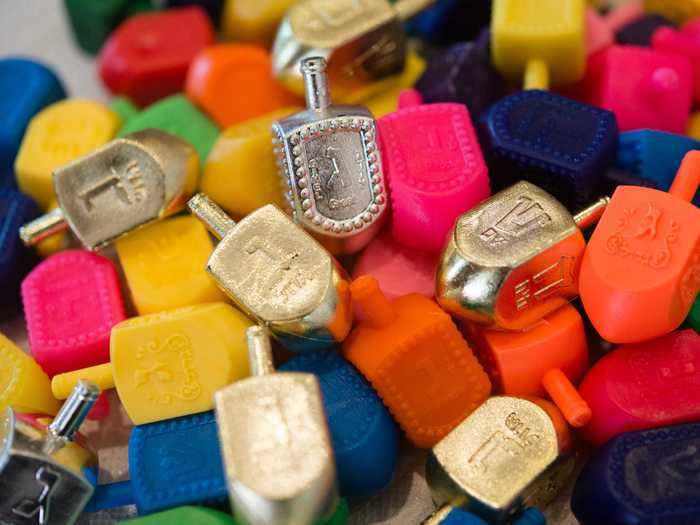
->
187, 193, 353, 350
436, 181, 609, 331
215, 326, 338, 525
20, 129, 199, 250
426, 396, 574, 525
272, 0, 434, 101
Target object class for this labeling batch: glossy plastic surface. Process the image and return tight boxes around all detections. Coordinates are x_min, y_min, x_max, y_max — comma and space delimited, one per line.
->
22, 250, 126, 377
481, 90, 618, 210
343, 276, 491, 448
281, 350, 399, 501
378, 90, 489, 253
98, 7, 215, 107
0, 58, 65, 178
580, 151, 700, 343
572, 422, 700, 525
579, 329, 700, 445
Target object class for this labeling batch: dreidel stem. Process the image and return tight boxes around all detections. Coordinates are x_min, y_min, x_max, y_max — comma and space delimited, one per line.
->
351, 276, 396, 329
669, 150, 700, 201
44, 380, 100, 455
52, 363, 115, 400
524, 59, 549, 91
394, 0, 435, 21
302, 57, 331, 111
187, 193, 236, 240
573, 196, 610, 230
247, 326, 276, 377
542, 368, 591, 428
19, 207, 69, 246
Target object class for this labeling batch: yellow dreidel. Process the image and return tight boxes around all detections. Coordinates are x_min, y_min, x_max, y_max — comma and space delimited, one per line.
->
51, 303, 252, 425
0, 332, 61, 415
365, 51, 426, 117
14, 99, 121, 210
491, 0, 586, 90
222, 0, 298, 45
201, 106, 301, 217
116, 216, 228, 315
687, 111, 700, 140
644, 0, 700, 23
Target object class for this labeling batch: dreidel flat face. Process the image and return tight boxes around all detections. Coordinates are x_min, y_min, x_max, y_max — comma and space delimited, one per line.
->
0, 409, 94, 525
128, 412, 228, 513
426, 397, 562, 525
482, 90, 618, 210
572, 422, 700, 525
22, 250, 126, 377
110, 303, 252, 424
491, 0, 586, 86
437, 182, 585, 331
215, 373, 337, 525
580, 186, 700, 342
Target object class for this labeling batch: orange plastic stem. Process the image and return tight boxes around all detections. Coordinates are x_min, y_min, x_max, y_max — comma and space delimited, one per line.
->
542, 368, 592, 428
669, 150, 700, 201
350, 276, 396, 329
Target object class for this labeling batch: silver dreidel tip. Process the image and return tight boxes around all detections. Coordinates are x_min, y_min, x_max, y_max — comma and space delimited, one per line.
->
48, 380, 100, 442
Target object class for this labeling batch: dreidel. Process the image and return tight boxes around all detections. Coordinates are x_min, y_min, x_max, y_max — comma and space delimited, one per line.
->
580, 150, 700, 343
343, 275, 491, 448
423, 507, 545, 525
436, 181, 610, 331
272, 57, 387, 255
491, 0, 586, 90
643, 0, 700, 23
19, 129, 199, 251
187, 193, 353, 350
271, 0, 434, 100
465, 304, 592, 427
215, 326, 338, 525
426, 397, 573, 525
51, 303, 252, 425
0, 331, 60, 416
0, 380, 99, 525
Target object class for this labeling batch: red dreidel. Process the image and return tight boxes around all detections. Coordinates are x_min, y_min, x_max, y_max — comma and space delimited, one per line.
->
465, 304, 591, 427
580, 150, 700, 343
343, 275, 491, 448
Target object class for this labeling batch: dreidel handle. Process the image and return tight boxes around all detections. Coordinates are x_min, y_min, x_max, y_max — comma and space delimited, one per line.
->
302, 57, 331, 111
669, 150, 700, 201
394, 0, 435, 21
524, 59, 549, 91
49, 380, 100, 440
397, 88, 423, 109
247, 326, 276, 377
351, 276, 396, 329
19, 207, 69, 246
573, 196, 611, 230
52, 363, 116, 400
542, 368, 591, 428
187, 193, 236, 240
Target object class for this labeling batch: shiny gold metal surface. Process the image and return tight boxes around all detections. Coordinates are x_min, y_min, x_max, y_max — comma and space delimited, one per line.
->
215, 326, 338, 525
272, 0, 433, 101
188, 194, 353, 350
436, 181, 607, 331
426, 397, 565, 525
19, 129, 199, 250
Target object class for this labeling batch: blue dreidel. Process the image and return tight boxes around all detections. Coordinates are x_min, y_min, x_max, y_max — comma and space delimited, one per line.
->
163, 0, 222, 26
572, 422, 700, 525
0, 190, 39, 318
407, 0, 491, 45
86, 411, 228, 514
280, 350, 399, 501
480, 90, 619, 211
0, 58, 65, 181
426, 507, 545, 525
616, 129, 700, 206
615, 14, 675, 47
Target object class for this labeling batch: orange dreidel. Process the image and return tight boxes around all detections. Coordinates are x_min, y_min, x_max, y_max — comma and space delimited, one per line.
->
580, 150, 700, 343
465, 303, 592, 427
342, 276, 492, 448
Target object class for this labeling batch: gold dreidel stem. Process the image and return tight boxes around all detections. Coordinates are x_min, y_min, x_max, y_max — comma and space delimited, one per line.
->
573, 196, 610, 230
302, 57, 331, 111
247, 326, 276, 376
44, 380, 100, 455
187, 193, 236, 240
19, 207, 69, 246
394, 0, 436, 20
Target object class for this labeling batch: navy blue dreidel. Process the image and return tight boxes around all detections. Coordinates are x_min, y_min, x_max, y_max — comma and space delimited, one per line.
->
0, 190, 39, 318
0, 58, 65, 183
480, 90, 619, 211
572, 422, 700, 525
616, 129, 700, 206
407, 0, 491, 46
86, 411, 228, 514
280, 350, 399, 501
424, 507, 545, 525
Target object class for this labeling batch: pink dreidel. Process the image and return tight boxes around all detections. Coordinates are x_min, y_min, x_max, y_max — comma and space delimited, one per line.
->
377, 89, 489, 253
22, 250, 126, 377
585, 1, 643, 55
581, 45, 692, 133
353, 229, 438, 306
652, 25, 700, 104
